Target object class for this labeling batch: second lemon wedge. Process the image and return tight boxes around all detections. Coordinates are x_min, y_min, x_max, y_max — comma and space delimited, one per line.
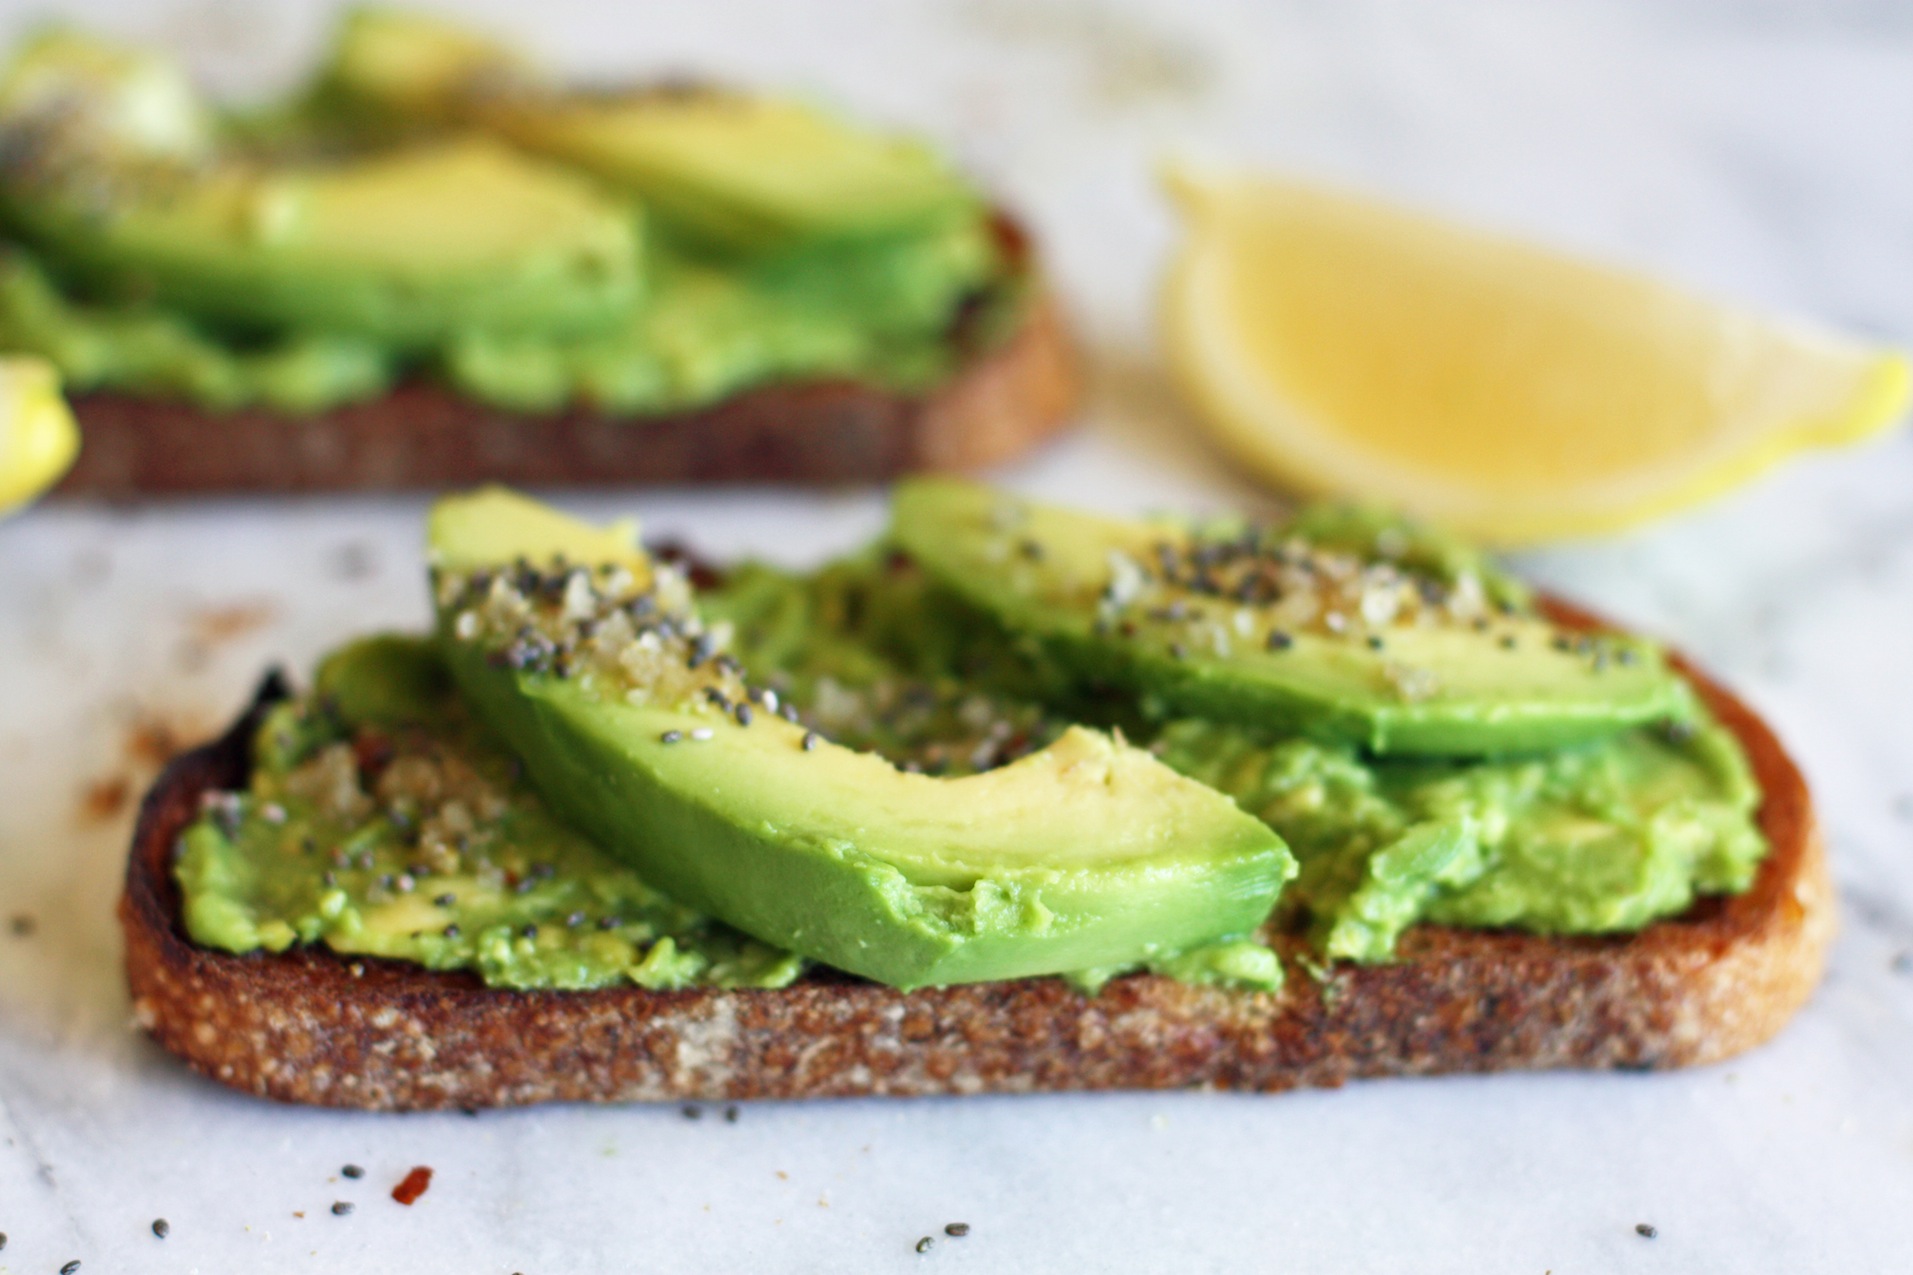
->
0, 355, 80, 515
1163, 171, 1909, 544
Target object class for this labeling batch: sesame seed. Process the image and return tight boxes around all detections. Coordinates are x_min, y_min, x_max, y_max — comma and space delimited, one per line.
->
690, 728, 714, 741
761, 690, 779, 713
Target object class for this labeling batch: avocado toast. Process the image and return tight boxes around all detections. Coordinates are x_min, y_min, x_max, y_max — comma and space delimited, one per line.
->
121, 483, 1830, 1108
0, 12, 1077, 495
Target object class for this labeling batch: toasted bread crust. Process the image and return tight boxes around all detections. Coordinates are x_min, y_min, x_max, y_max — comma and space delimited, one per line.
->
55, 267, 1080, 496
120, 603, 1832, 1108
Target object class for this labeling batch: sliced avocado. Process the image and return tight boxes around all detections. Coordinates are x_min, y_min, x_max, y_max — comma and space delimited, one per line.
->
317, 12, 978, 255
0, 34, 642, 346
426, 488, 1293, 990
483, 92, 980, 254
889, 478, 1692, 757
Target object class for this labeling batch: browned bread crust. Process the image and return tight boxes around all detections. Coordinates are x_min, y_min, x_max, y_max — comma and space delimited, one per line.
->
120, 601, 1832, 1109
55, 227, 1080, 495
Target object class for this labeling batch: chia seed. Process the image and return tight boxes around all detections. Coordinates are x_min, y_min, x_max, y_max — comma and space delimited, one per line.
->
152, 1218, 170, 1238
1266, 630, 1293, 651
661, 730, 683, 744
945, 1222, 970, 1236
434, 893, 456, 907
1635, 1223, 1657, 1239
803, 731, 820, 751
61, 1262, 80, 1275
443, 924, 462, 939
916, 1237, 935, 1254
734, 703, 753, 726
342, 1164, 365, 1178
521, 924, 539, 940
331, 1201, 353, 1216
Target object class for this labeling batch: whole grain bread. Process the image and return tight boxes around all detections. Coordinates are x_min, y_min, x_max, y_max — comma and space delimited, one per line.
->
56, 220, 1080, 497
120, 600, 1831, 1109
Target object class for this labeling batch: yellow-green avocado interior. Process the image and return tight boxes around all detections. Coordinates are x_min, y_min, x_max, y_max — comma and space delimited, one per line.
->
178, 484, 1766, 993
0, 10, 1015, 416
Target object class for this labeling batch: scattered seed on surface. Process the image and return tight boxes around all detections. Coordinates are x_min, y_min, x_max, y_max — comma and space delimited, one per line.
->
916, 1236, 935, 1254
1266, 630, 1293, 651
690, 728, 714, 741
392, 1166, 434, 1205
443, 924, 461, 939
61, 1262, 80, 1275
1636, 1223, 1658, 1239
660, 730, 683, 744
735, 703, 753, 726
802, 731, 820, 751
331, 1201, 353, 1216
342, 1164, 364, 1179
1365, 635, 1384, 650
945, 1222, 970, 1237
724, 1105, 739, 1123
682, 1104, 703, 1120
434, 893, 456, 908
151, 1218, 169, 1238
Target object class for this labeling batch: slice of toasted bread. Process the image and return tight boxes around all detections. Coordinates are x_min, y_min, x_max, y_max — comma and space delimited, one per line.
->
56, 220, 1080, 497
120, 601, 1831, 1109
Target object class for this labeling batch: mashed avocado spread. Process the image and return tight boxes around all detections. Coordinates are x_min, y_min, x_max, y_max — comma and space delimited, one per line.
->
179, 504, 1767, 994
0, 17, 1010, 416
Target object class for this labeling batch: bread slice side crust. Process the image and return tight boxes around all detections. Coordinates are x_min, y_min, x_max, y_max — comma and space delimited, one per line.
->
55, 222, 1081, 496
120, 604, 1832, 1109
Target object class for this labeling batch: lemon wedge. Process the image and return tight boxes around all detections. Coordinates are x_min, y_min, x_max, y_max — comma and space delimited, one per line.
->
0, 354, 79, 515
1162, 170, 1910, 544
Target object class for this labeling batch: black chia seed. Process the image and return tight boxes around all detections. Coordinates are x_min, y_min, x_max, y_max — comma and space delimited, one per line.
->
803, 731, 820, 751
681, 1104, 702, 1120
61, 1262, 80, 1275
1266, 630, 1293, 651
1636, 1223, 1657, 1239
916, 1236, 935, 1254
660, 730, 683, 744
945, 1222, 971, 1236
331, 1201, 353, 1216
152, 1218, 169, 1238
735, 703, 753, 726
342, 1164, 365, 1178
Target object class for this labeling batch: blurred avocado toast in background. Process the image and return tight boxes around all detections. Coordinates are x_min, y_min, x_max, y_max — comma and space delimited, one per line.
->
124, 482, 1829, 1108
0, 9, 1077, 494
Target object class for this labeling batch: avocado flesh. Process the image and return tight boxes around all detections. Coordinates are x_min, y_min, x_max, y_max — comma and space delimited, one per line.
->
178, 632, 804, 991
889, 478, 1693, 757
0, 115, 642, 348
427, 488, 1294, 990
320, 9, 978, 254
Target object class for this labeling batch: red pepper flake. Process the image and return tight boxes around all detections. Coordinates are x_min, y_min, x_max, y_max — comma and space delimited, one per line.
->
392, 1166, 433, 1206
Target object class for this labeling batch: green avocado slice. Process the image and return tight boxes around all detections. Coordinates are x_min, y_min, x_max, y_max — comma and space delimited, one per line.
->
0, 32, 641, 347
319, 9, 979, 254
889, 478, 1693, 757
427, 488, 1294, 990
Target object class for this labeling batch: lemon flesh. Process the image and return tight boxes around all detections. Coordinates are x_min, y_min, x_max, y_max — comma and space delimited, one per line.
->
1163, 172, 1910, 545
0, 354, 78, 514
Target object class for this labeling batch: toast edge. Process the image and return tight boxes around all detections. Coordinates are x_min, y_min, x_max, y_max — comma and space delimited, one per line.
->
120, 604, 1833, 1109
55, 275, 1081, 496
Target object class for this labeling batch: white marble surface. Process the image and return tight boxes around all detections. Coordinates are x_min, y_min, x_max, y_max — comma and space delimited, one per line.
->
2, 1, 1912, 1270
